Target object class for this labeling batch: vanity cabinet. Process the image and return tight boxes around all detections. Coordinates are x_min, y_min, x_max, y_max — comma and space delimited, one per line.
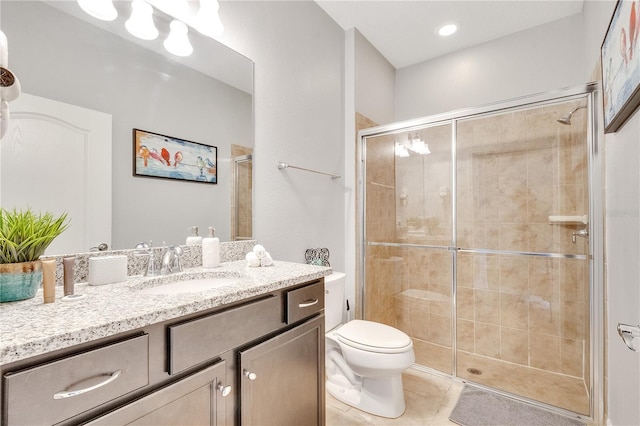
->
0, 278, 325, 426
86, 360, 228, 426
239, 315, 324, 426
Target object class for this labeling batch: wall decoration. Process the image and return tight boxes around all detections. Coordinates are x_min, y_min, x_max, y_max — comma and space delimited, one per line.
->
601, 0, 640, 133
133, 129, 217, 184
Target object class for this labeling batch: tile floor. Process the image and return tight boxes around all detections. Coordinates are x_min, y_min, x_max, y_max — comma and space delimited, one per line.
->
326, 368, 464, 425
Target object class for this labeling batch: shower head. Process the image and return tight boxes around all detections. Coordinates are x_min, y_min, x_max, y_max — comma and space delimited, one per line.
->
557, 105, 587, 125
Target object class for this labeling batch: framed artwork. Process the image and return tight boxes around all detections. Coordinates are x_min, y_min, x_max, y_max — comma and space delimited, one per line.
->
601, 0, 640, 133
133, 129, 217, 184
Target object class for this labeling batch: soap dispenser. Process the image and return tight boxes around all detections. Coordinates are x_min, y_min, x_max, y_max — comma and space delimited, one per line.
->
202, 226, 220, 268
186, 226, 203, 245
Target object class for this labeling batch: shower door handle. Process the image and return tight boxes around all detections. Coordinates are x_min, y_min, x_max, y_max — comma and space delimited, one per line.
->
572, 228, 588, 244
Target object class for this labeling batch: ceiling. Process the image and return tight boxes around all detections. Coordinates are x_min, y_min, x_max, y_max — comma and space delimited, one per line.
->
315, 0, 584, 69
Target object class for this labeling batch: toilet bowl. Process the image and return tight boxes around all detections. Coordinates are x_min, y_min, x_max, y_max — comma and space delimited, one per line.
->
324, 272, 415, 418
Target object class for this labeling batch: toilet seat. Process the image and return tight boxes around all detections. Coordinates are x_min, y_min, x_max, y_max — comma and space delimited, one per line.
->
336, 320, 413, 354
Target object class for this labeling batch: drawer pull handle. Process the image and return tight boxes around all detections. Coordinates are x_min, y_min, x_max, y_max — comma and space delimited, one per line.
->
217, 383, 232, 397
243, 369, 257, 381
53, 370, 122, 399
298, 298, 318, 308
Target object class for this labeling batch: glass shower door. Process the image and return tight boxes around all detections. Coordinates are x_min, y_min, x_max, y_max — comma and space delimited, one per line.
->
455, 99, 591, 415
363, 122, 454, 375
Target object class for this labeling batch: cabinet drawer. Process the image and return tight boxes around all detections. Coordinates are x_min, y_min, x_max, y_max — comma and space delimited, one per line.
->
286, 280, 324, 324
3, 334, 149, 425
168, 295, 282, 374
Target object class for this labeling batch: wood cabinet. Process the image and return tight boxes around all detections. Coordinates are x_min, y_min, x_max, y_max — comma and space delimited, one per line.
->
0, 279, 325, 425
86, 361, 228, 426
239, 315, 324, 426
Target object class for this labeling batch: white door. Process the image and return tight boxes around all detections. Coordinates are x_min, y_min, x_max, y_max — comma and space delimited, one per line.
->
0, 92, 112, 254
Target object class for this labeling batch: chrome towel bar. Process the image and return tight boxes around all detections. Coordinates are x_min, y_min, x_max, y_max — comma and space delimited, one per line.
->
277, 161, 341, 179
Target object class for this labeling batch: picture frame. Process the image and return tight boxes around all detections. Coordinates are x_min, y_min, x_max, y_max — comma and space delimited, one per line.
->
601, 0, 640, 134
133, 129, 217, 184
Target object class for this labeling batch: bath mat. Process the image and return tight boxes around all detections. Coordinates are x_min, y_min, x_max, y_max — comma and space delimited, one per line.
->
449, 385, 585, 426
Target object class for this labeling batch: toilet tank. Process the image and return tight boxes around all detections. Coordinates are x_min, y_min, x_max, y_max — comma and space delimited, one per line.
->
324, 272, 346, 331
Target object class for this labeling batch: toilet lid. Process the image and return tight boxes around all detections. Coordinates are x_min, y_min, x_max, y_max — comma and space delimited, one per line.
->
336, 320, 413, 354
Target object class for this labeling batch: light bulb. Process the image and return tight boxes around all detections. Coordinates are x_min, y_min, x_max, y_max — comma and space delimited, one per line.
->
126, 0, 158, 41
196, 0, 224, 38
164, 20, 193, 57
395, 143, 409, 158
438, 23, 458, 37
77, 0, 117, 21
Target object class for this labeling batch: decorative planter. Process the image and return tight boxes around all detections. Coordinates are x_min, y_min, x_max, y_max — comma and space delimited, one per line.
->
0, 261, 42, 302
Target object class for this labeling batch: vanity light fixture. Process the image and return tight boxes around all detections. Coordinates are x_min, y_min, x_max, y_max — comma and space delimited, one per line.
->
408, 134, 431, 155
125, 0, 159, 41
195, 0, 224, 38
437, 23, 458, 37
164, 20, 193, 57
77, 0, 117, 21
395, 142, 410, 158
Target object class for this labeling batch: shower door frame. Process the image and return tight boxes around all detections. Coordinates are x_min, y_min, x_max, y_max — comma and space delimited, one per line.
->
357, 82, 603, 423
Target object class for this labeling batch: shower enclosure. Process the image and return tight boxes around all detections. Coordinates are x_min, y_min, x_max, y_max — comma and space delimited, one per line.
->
231, 144, 253, 241
359, 83, 601, 420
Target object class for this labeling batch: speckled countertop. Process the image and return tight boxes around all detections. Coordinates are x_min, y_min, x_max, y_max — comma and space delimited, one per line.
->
0, 260, 332, 365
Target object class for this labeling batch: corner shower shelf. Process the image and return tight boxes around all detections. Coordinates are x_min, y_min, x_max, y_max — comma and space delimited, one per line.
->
548, 215, 588, 225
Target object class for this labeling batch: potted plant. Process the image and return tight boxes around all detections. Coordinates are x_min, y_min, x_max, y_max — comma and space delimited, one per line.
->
0, 208, 69, 302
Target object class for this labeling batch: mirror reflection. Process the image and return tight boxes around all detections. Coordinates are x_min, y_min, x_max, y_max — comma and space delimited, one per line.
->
0, 0, 254, 253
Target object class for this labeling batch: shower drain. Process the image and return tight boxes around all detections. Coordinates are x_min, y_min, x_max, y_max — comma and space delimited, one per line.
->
466, 367, 483, 375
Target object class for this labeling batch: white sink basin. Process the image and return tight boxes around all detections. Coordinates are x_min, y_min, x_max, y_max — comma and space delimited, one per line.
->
139, 277, 239, 295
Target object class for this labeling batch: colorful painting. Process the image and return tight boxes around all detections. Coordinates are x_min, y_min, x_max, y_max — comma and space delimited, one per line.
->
601, 0, 640, 133
133, 129, 217, 184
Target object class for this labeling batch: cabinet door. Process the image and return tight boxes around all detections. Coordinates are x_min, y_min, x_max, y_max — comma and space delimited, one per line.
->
86, 361, 229, 426
239, 315, 324, 426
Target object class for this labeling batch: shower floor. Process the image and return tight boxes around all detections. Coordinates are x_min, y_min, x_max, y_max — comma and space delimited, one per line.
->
457, 351, 590, 415
409, 339, 589, 416
326, 366, 592, 425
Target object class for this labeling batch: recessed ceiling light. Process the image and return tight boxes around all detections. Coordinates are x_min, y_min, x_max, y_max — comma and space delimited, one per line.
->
438, 23, 458, 37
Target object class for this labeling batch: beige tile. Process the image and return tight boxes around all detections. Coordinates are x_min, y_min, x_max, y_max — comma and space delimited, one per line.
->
456, 287, 475, 320
499, 256, 529, 294
527, 185, 556, 224
428, 314, 452, 347
501, 292, 529, 330
499, 223, 529, 252
560, 259, 586, 302
413, 339, 452, 374
499, 186, 528, 223
529, 297, 560, 336
561, 300, 585, 340
529, 257, 559, 299
475, 323, 501, 358
500, 327, 529, 365
457, 319, 475, 352
499, 151, 528, 188
530, 333, 561, 372
475, 289, 501, 325
560, 337, 584, 377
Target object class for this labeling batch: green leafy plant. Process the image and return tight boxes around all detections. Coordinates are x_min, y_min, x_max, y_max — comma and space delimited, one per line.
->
0, 208, 69, 264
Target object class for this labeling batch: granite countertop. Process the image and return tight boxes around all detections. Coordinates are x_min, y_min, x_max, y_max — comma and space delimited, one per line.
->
0, 260, 332, 365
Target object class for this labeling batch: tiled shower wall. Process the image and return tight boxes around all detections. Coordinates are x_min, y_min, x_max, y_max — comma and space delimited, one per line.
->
231, 144, 253, 240
363, 100, 591, 414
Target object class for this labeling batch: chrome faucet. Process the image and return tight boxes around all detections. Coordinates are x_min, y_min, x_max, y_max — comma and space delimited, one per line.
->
161, 245, 183, 275
572, 228, 589, 244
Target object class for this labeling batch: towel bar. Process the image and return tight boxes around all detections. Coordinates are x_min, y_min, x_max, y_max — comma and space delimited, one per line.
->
277, 161, 341, 179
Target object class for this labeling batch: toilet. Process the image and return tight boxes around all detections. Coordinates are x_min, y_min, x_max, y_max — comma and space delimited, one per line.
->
324, 272, 415, 418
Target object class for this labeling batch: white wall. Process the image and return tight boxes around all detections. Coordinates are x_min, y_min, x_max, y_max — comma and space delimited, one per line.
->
395, 13, 585, 120
583, 1, 640, 425
218, 1, 346, 271
355, 29, 396, 125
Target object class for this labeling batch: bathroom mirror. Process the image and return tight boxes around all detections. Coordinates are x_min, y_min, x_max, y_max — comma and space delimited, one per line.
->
0, 0, 253, 252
